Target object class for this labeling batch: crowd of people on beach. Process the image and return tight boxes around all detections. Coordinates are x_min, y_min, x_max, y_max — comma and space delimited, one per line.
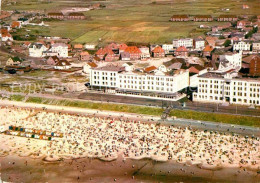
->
0, 106, 259, 171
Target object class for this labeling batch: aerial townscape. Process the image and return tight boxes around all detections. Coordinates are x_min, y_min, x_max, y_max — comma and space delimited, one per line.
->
0, 0, 259, 182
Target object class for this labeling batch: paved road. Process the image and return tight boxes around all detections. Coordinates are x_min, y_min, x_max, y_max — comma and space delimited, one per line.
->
78, 92, 260, 117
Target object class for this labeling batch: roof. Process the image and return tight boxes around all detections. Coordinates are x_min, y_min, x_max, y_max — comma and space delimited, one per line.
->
74, 44, 83, 49
48, 12, 64, 16
55, 60, 71, 66
194, 15, 212, 18
80, 51, 89, 56
218, 15, 237, 18
203, 45, 214, 52
168, 62, 182, 70
95, 65, 125, 72
171, 15, 189, 19
152, 46, 164, 53
119, 43, 128, 50
144, 66, 157, 72
106, 43, 118, 50
68, 12, 85, 16
96, 48, 114, 55
125, 46, 141, 54
11, 21, 20, 28
48, 56, 60, 61
52, 43, 68, 48
87, 62, 97, 68
176, 46, 188, 52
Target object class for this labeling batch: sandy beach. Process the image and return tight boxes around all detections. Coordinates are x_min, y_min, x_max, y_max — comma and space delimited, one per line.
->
0, 101, 259, 182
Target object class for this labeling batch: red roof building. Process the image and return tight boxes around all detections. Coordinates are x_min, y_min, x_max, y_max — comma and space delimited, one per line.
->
202, 45, 214, 57
144, 66, 157, 73
124, 46, 141, 60
152, 46, 165, 58
80, 51, 90, 61
47, 12, 64, 19
175, 46, 188, 57
11, 21, 21, 29
170, 15, 189, 22
96, 48, 115, 61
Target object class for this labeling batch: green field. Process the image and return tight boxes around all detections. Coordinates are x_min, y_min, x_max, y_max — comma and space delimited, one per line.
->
3, 0, 260, 44
4, 95, 260, 127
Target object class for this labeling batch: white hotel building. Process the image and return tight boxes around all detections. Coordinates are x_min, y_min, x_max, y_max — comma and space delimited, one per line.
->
173, 38, 193, 48
90, 65, 189, 100
193, 71, 260, 106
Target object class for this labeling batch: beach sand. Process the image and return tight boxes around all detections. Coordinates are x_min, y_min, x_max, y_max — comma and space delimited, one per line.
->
0, 102, 259, 182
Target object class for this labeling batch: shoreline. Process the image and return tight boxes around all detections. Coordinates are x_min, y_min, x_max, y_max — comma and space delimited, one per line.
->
1, 154, 259, 183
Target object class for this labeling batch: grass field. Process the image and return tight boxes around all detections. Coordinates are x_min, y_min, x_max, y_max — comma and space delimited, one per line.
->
5, 95, 260, 127
3, 0, 260, 44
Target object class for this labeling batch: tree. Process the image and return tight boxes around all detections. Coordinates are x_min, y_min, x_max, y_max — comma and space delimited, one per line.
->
223, 40, 231, 47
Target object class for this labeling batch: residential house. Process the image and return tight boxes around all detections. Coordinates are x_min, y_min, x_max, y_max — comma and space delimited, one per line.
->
118, 43, 128, 53
217, 15, 238, 22
122, 62, 134, 71
50, 43, 68, 58
237, 20, 246, 29
83, 62, 98, 74
74, 44, 83, 51
120, 52, 130, 61
173, 38, 193, 48
96, 48, 115, 60
54, 60, 71, 70
29, 43, 48, 57
202, 45, 214, 57
67, 12, 85, 20
233, 40, 251, 52
80, 51, 90, 61
175, 46, 188, 57
46, 56, 60, 65
47, 12, 64, 19
84, 44, 96, 50
6, 58, 20, 66
249, 55, 260, 76
193, 38, 205, 50
152, 46, 165, 58
144, 66, 157, 73
105, 52, 118, 62
162, 44, 174, 54
193, 15, 213, 22
170, 15, 189, 21
139, 46, 150, 60
206, 37, 218, 48
11, 21, 21, 29
252, 42, 260, 52
1, 32, 13, 42
124, 46, 141, 60
106, 43, 119, 51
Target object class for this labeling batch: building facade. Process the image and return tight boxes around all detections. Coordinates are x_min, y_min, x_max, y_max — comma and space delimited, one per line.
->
233, 41, 251, 51
193, 72, 260, 106
90, 66, 189, 95
173, 38, 193, 48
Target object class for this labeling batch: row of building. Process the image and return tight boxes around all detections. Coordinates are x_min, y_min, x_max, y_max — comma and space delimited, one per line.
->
89, 53, 260, 106
47, 12, 86, 20
170, 15, 240, 22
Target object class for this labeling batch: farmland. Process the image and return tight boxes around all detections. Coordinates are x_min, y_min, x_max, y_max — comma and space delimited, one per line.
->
3, 0, 260, 44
